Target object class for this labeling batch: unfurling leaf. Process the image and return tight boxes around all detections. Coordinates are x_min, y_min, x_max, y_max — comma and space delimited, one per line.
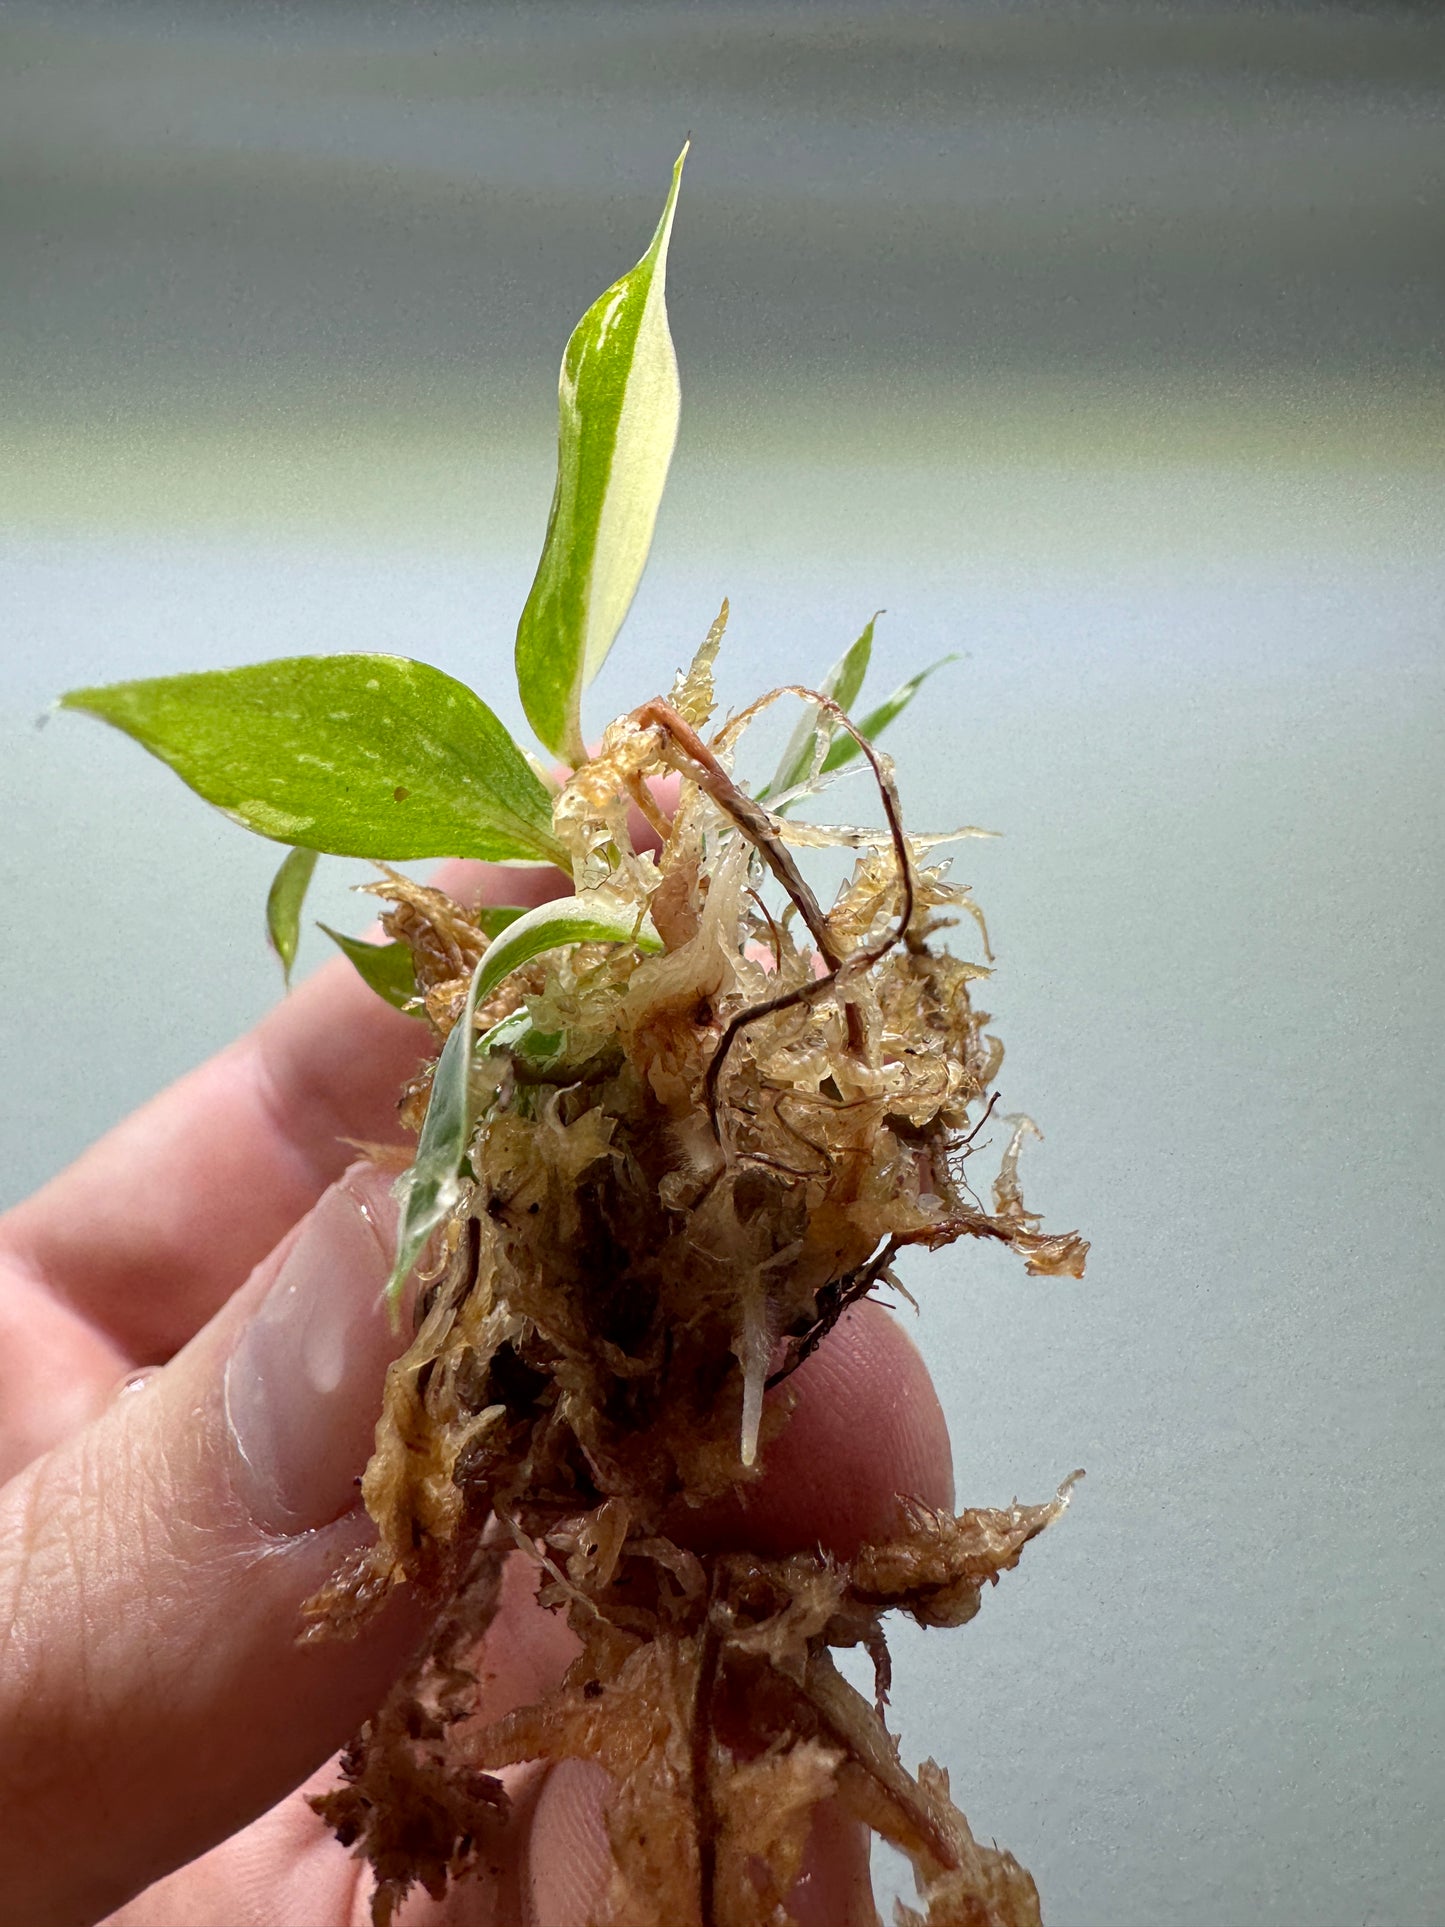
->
515, 145, 688, 765
384, 891, 663, 1315
265, 845, 319, 986
318, 926, 420, 1012
61, 654, 565, 868
763, 613, 880, 804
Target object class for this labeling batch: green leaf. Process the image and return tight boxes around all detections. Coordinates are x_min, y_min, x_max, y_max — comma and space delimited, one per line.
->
474, 1007, 569, 1076
384, 890, 663, 1315
265, 845, 318, 986
476, 905, 526, 940
319, 904, 528, 1014
762, 614, 880, 804
318, 926, 419, 1012
818, 655, 959, 781
60, 654, 566, 867
515, 145, 688, 764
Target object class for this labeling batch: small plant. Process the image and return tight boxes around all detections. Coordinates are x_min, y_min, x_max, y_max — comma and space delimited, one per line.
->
62, 147, 1086, 1927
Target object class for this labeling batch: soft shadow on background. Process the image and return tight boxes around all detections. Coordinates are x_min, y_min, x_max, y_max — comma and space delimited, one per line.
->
2, 5, 1441, 1923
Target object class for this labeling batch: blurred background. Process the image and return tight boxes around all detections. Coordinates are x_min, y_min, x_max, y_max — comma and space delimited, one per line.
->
2, 4, 1441, 1922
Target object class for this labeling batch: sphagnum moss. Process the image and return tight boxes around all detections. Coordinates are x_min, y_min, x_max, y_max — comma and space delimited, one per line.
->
61, 151, 1086, 1927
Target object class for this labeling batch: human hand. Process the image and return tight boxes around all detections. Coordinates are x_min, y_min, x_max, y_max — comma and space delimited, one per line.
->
0, 861, 954, 1927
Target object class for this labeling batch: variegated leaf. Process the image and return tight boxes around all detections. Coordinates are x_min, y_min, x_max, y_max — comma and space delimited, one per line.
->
515, 146, 688, 763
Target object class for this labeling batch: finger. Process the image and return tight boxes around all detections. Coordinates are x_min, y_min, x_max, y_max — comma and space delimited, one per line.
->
194, 1302, 943, 1926
98, 1557, 581, 1927
96, 1758, 366, 1927
509, 1302, 945, 1927
98, 1755, 551, 1927
0, 859, 566, 1363
528, 1760, 611, 1927
0, 1263, 131, 1481
523, 1305, 945, 1926
367, 1302, 947, 1927
442, 1301, 951, 1730
527, 1752, 876, 1927
681, 1299, 955, 1559
0, 1165, 431, 1927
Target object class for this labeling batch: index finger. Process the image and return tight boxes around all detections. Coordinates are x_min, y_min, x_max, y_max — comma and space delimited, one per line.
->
0, 859, 566, 1364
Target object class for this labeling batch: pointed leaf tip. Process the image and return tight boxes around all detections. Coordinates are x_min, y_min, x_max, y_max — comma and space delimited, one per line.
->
764, 614, 881, 807
822, 653, 958, 778
515, 150, 688, 763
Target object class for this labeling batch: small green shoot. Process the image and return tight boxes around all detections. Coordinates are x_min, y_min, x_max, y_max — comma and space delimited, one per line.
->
383, 891, 663, 1316
825, 655, 958, 778
762, 613, 880, 805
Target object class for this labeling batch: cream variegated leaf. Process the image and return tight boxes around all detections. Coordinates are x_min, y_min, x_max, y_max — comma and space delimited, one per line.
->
515, 146, 688, 764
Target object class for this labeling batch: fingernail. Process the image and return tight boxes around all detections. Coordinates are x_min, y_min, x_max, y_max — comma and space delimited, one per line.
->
224, 1165, 401, 1534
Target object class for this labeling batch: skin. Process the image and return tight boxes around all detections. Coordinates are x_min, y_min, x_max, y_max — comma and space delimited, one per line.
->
0, 859, 953, 1927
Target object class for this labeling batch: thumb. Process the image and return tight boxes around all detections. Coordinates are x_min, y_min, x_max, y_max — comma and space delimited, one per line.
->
0, 1165, 425, 1927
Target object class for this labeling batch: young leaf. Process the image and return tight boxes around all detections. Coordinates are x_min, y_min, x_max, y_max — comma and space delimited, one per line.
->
60, 655, 566, 867
474, 1007, 568, 1075
318, 926, 420, 1012
819, 655, 958, 779
384, 890, 663, 1314
265, 845, 319, 986
762, 613, 880, 804
515, 145, 688, 765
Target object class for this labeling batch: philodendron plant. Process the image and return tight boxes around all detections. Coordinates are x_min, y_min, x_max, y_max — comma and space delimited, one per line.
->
62, 147, 1086, 1927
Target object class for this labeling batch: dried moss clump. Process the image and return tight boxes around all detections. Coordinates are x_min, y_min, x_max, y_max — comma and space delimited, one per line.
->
304, 651, 1087, 1927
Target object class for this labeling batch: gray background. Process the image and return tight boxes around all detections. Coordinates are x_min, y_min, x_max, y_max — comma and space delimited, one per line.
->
2, 5, 1441, 1923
